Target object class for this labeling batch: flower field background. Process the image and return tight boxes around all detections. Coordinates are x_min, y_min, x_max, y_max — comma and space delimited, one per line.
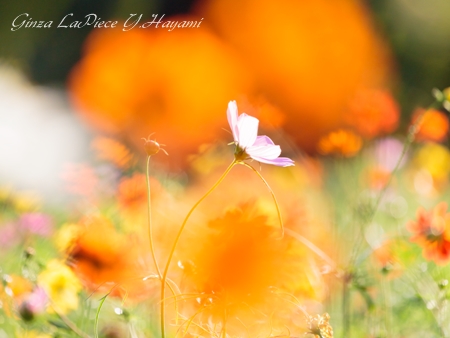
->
1, 0, 450, 337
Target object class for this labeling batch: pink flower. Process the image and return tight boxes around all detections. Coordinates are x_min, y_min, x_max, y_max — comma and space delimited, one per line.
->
24, 287, 48, 313
19, 213, 53, 237
227, 101, 294, 167
0, 223, 19, 249
19, 287, 48, 321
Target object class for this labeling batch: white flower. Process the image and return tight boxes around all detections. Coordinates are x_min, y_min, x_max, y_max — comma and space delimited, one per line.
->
227, 101, 294, 167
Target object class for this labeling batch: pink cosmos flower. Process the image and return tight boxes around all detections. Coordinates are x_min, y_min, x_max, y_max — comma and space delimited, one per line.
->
19, 213, 53, 237
19, 287, 48, 321
227, 101, 294, 167
24, 287, 48, 314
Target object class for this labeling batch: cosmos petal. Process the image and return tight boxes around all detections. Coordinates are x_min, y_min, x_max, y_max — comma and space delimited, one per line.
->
237, 113, 259, 149
227, 101, 239, 142
251, 156, 295, 167
252, 135, 275, 147
246, 144, 282, 160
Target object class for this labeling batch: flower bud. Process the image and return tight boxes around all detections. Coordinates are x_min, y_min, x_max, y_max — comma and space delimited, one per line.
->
142, 136, 168, 156
143, 139, 161, 156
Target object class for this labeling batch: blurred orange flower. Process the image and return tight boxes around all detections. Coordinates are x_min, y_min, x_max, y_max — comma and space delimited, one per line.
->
0, 284, 12, 317
407, 202, 450, 265
365, 166, 391, 190
117, 174, 147, 212
179, 203, 321, 335
69, 19, 251, 167
317, 129, 362, 157
412, 108, 449, 143
116, 173, 167, 230
91, 136, 133, 169
345, 89, 399, 139
373, 243, 393, 269
0, 275, 33, 318
66, 216, 152, 300
197, 0, 393, 151
5, 274, 33, 299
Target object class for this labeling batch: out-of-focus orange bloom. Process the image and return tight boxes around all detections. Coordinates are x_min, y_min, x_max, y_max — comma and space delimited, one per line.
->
197, 0, 393, 151
317, 129, 362, 157
235, 96, 287, 129
66, 216, 152, 300
407, 202, 450, 265
365, 166, 391, 190
180, 203, 321, 335
345, 89, 399, 139
372, 240, 404, 278
373, 243, 392, 269
412, 108, 449, 143
69, 19, 251, 167
117, 174, 147, 212
0, 275, 33, 318
5, 275, 33, 299
91, 136, 133, 169
116, 173, 165, 230
0, 284, 12, 317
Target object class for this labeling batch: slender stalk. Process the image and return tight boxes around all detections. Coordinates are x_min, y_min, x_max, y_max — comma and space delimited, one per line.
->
222, 308, 228, 338
143, 274, 181, 325
241, 162, 284, 238
382, 276, 392, 337
342, 274, 351, 338
95, 293, 110, 338
146, 156, 161, 277
160, 160, 236, 338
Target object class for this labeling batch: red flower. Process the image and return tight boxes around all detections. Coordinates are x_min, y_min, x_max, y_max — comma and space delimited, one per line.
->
407, 202, 450, 265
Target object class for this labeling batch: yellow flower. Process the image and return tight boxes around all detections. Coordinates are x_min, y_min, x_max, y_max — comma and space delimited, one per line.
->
54, 223, 82, 253
11, 191, 40, 212
38, 260, 82, 314
414, 143, 450, 184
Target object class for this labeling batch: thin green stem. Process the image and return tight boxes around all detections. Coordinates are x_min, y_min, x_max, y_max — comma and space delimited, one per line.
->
342, 275, 351, 338
142, 274, 181, 325
146, 156, 161, 277
95, 292, 111, 338
382, 276, 392, 336
160, 160, 236, 338
241, 162, 284, 238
